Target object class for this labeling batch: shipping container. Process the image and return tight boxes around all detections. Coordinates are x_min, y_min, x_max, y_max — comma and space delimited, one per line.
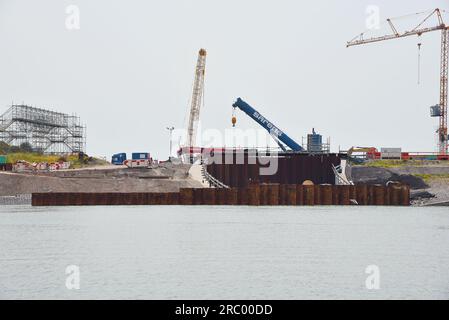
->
381, 148, 402, 153
381, 148, 402, 160
112, 153, 126, 165
132, 152, 150, 160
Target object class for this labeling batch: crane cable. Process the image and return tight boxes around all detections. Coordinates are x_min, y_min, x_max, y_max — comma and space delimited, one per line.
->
348, 9, 444, 43
417, 42, 422, 85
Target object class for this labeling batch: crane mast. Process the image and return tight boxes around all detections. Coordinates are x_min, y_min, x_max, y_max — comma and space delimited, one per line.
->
347, 8, 449, 155
186, 48, 207, 148
439, 29, 448, 155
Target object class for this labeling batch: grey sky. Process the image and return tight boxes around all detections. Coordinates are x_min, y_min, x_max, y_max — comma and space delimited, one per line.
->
0, 0, 447, 159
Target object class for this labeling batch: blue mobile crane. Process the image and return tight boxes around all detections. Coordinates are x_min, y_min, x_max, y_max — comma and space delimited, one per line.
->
232, 98, 304, 152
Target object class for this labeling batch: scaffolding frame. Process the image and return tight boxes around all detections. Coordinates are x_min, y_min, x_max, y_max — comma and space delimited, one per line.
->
0, 104, 86, 154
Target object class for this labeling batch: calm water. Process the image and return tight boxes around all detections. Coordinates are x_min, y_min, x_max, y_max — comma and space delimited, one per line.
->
0, 205, 449, 300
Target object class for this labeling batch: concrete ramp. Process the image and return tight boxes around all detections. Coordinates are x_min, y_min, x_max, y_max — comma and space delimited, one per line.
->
188, 164, 209, 187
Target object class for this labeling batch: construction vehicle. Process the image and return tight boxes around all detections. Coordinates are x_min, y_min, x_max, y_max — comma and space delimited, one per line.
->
347, 8, 449, 157
232, 98, 304, 152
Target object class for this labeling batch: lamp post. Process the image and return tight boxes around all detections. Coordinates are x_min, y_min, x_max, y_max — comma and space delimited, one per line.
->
166, 126, 174, 160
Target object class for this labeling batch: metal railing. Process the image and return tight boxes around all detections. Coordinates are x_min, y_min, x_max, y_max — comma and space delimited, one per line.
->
333, 164, 354, 185
201, 163, 230, 189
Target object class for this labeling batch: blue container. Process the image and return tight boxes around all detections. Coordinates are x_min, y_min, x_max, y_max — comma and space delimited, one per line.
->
132, 152, 149, 160
112, 153, 127, 165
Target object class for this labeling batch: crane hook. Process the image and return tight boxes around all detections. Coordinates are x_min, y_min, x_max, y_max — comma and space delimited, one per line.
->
232, 108, 236, 127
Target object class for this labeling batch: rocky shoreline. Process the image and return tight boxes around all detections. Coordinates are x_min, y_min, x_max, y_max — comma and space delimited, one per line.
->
349, 163, 449, 206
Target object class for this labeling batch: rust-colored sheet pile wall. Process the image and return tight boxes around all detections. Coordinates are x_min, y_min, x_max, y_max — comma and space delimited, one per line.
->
205, 152, 341, 188
32, 183, 410, 206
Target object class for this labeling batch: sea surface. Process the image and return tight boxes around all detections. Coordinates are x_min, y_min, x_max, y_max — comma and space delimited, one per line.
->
1, 205, 449, 299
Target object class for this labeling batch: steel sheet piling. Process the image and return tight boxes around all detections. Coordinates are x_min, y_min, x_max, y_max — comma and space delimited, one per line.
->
314, 185, 321, 205
320, 184, 333, 205
31, 183, 410, 206
238, 187, 248, 205
356, 184, 368, 205
389, 184, 401, 206
259, 184, 268, 205
202, 188, 216, 205
225, 188, 238, 205
332, 186, 339, 205
303, 185, 315, 205
247, 184, 260, 206
339, 185, 350, 205
400, 185, 410, 206
286, 185, 297, 205
373, 185, 385, 205
179, 188, 194, 205
216, 189, 226, 205
267, 184, 280, 206
296, 185, 304, 205
279, 185, 287, 205
193, 189, 203, 205
349, 185, 357, 204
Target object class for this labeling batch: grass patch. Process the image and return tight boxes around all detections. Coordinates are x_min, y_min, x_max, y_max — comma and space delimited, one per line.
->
355, 159, 444, 168
6, 153, 62, 164
5, 153, 109, 169
360, 160, 409, 168
414, 173, 449, 182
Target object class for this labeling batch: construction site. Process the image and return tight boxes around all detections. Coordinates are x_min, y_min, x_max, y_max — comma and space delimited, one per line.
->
1, 7, 449, 207
0, 104, 85, 154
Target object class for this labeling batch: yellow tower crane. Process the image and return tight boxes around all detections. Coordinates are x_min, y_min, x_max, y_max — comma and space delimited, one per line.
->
347, 8, 449, 156
186, 48, 207, 148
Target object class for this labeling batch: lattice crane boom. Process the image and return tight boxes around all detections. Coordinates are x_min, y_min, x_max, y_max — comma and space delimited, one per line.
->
186, 48, 207, 148
347, 8, 449, 155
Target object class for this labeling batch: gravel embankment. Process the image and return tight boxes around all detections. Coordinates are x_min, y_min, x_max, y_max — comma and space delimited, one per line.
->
0, 163, 203, 197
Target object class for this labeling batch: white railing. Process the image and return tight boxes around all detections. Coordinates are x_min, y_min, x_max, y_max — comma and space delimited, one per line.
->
201, 164, 230, 189
333, 164, 354, 185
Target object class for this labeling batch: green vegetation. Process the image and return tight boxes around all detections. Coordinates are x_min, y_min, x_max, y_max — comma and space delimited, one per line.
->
70, 156, 109, 169
414, 174, 449, 182
0, 141, 34, 154
1, 142, 109, 169
355, 159, 445, 168
357, 160, 410, 168
5, 153, 62, 164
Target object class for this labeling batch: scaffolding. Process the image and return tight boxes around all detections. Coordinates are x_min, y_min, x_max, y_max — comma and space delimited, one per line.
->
0, 104, 86, 154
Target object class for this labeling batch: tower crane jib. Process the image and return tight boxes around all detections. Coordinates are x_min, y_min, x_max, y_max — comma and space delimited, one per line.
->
347, 8, 448, 155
